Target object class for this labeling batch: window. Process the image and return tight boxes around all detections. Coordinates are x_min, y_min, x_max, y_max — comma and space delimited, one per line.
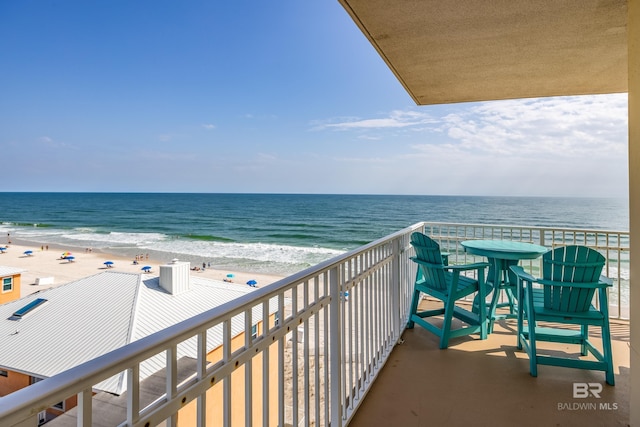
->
2, 277, 12, 293
274, 312, 280, 327
0, 370, 8, 377
251, 324, 258, 340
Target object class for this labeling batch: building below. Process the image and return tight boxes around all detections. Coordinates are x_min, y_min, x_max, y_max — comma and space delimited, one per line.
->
0, 266, 25, 306
0, 261, 278, 425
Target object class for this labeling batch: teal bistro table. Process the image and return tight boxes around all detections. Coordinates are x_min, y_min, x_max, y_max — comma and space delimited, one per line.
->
460, 239, 549, 331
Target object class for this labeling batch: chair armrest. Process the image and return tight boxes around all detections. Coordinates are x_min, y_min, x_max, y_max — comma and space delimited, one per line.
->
509, 265, 536, 282
446, 262, 489, 272
599, 275, 614, 287
410, 256, 443, 269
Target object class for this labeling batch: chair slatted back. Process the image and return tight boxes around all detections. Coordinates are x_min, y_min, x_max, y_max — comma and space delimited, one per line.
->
410, 232, 448, 291
541, 245, 605, 313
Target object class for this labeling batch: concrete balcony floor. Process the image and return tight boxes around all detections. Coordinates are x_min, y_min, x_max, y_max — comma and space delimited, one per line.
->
349, 302, 630, 427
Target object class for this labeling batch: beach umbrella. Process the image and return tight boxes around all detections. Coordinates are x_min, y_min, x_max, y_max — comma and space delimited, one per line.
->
246, 279, 257, 286
62, 252, 72, 258
226, 273, 235, 278
141, 266, 151, 272
104, 261, 114, 267
24, 250, 33, 256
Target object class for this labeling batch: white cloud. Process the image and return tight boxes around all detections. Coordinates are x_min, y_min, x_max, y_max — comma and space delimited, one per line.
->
315, 110, 437, 131
430, 94, 628, 160
202, 124, 216, 130
317, 94, 627, 161
314, 94, 628, 197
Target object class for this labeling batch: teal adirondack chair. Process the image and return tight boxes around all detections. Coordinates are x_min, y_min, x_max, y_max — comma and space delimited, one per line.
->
407, 232, 490, 349
510, 245, 615, 385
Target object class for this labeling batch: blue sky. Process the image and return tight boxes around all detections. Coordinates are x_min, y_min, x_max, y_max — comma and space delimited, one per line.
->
0, 1, 629, 197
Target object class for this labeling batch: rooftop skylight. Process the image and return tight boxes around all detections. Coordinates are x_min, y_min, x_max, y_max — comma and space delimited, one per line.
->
11, 298, 48, 319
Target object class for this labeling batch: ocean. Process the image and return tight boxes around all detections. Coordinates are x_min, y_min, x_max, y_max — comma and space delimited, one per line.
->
0, 193, 629, 276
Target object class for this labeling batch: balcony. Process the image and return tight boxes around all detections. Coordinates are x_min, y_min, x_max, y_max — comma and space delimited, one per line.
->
349, 304, 630, 427
0, 222, 630, 426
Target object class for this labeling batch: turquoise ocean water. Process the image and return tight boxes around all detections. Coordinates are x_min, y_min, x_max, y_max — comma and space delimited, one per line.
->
0, 193, 629, 276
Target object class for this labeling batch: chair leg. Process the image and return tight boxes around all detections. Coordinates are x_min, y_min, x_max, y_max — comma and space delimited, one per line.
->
599, 289, 615, 386
406, 289, 421, 329
601, 320, 615, 386
528, 329, 538, 377
477, 283, 488, 340
580, 324, 588, 356
602, 323, 615, 386
525, 288, 538, 377
439, 292, 457, 349
516, 279, 525, 350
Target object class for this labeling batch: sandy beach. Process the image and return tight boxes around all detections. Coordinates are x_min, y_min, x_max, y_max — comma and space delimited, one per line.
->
0, 239, 284, 298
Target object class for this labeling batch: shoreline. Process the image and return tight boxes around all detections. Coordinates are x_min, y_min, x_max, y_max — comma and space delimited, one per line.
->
0, 237, 284, 298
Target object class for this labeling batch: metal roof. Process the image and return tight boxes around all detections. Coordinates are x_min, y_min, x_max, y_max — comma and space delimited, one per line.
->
0, 271, 271, 395
338, 0, 628, 104
0, 266, 26, 277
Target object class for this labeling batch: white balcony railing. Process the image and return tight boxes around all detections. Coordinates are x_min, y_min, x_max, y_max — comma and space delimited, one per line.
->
423, 222, 630, 319
0, 222, 629, 426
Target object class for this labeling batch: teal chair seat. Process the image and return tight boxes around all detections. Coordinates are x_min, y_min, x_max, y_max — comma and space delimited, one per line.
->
510, 245, 615, 385
407, 232, 490, 349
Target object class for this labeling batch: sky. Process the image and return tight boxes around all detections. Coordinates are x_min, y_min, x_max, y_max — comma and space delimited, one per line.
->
0, 1, 629, 197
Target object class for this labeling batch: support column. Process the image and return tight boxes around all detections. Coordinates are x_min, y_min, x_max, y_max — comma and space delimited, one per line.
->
628, 1, 639, 425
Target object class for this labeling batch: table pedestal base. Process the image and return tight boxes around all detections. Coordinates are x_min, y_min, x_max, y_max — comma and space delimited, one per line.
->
487, 258, 520, 331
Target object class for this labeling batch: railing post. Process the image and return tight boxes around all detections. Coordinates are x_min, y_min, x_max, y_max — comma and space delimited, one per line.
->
329, 265, 343, 427
391, 237, 401, 341
77, 387, 92, 427
127, 364, 139, 425
196, 332, 207, 427
166, 345, 178, 427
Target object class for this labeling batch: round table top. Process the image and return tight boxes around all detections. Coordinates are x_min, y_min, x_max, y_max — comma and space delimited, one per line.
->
461, 239, 549, 260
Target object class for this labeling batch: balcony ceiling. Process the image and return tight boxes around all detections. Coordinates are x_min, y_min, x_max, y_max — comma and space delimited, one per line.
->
338, 0, 628, 105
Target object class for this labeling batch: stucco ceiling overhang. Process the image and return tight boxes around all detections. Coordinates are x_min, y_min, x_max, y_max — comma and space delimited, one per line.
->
339, 0, 628, 105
